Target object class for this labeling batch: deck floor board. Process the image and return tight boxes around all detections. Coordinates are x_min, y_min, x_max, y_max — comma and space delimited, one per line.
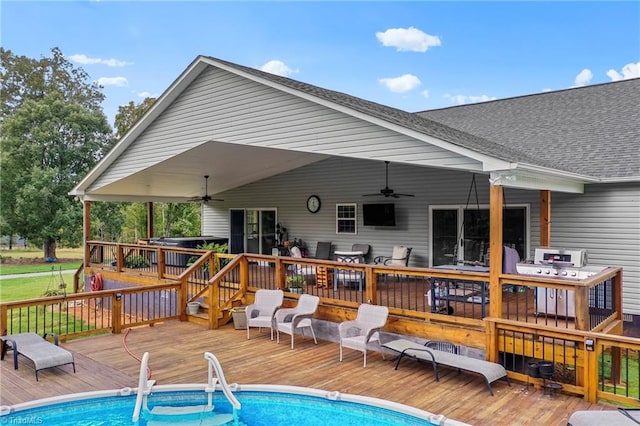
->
1, 320, 615, 425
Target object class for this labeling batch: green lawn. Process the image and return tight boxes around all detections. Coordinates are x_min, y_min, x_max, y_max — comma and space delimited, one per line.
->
0, 273, 76, 302
0, 262, 82, 276
0, 247, 84, 260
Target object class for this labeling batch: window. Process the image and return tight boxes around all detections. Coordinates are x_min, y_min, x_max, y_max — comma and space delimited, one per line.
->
429, 205, 528, 267
336, 203, 357, 234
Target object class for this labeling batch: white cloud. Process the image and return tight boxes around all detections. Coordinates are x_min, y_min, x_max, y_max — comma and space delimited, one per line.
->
69, 54, 131, 67
260, 60, 297, 77
573, 69, 593, 87
378, 74, 421, 93
444, 93, 497, 105
96, 76, 128, 87
376, 27, 441, 52
607, 62, 640, 81
135, 91, 159, 99
421, 89, 429, 98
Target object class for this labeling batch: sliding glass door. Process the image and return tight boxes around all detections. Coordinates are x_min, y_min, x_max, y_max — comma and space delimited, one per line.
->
229, 208, 277, 255
430, 206, 528, 267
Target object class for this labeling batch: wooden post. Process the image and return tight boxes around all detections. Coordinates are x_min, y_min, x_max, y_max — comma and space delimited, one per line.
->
584, 339, 598, 402
574, 286, 590, 331
112, 293, 122, 334
540, 190, 551, 246
240, 256, 249, 292
365, 265, 377, 304
0, 305, 7, 336
83, 201, 91, 266
489, 184, 504, 319
157, 248, 165, 280
210, 275, 220, 330
146, 202, 154, 239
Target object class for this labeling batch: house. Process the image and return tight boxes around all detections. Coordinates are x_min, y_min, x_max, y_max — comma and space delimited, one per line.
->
71, 56, 639, 322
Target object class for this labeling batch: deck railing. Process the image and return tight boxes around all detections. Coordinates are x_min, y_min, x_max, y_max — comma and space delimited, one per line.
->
487, 317, 640, 405
1, 241, 629, 405
0, 282, 180, 339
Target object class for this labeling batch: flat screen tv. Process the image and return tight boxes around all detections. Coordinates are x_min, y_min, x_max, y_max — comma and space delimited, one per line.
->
362, 203, 396, 226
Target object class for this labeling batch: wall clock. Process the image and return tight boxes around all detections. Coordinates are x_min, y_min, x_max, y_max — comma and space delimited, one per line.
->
306, 195, 321, 213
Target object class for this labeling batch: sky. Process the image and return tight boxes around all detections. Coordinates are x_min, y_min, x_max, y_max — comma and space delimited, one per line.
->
2, 1, 639, 128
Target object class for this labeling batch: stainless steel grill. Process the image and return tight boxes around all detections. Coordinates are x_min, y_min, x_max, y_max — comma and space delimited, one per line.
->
516, 247, 607, 318
516, 248, 605, 280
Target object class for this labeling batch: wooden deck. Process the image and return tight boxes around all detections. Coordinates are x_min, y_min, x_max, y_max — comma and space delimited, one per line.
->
0, 320, 615, 425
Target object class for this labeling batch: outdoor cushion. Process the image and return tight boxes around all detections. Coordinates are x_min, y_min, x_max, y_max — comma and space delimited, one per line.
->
382, 338, 509, 395
0, 332, 76, 381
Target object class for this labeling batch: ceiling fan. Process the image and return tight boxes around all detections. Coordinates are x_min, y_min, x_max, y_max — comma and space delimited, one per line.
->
363, 161, 415, 198
188, 175, 224, 203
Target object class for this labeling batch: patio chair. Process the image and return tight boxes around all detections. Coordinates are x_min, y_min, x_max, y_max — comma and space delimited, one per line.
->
0, 332, 76, 381
338, 304, 389, 367
275, 294, 320, 349
246, 289, 284, 340
314, 241, 333, 260
289, 246, 317, 282
373, 245, 412, 267
333, 251, 365, 291
351, 243, 371, 263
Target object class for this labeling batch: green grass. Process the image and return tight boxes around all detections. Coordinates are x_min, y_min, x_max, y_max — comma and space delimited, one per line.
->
0, 247, 84, 260
0, 273, 76, 302
0, 262, 82, 276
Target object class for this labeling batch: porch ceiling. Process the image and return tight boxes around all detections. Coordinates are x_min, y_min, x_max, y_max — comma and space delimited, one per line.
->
83, 141, 329, 202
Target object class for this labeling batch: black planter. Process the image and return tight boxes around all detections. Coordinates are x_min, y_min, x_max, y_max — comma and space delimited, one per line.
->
538, 361, 554, 379
528, 362, 540, 378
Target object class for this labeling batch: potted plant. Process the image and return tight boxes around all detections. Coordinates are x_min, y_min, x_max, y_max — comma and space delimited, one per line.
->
286, 275, 305, 293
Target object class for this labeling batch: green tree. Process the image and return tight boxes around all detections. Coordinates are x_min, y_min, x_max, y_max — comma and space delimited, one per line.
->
114, 98, 156, 138
0, 48, 112, 258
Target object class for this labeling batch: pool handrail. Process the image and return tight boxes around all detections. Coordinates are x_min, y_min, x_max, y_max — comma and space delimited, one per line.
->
204, 351, 241, 410
132, 351, 155, 422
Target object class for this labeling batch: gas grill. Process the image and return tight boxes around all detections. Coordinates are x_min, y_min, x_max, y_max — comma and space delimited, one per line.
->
516, 248, 607, 317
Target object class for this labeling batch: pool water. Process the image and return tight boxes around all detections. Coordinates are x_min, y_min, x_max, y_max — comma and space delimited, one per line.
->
2, 390, 439, 425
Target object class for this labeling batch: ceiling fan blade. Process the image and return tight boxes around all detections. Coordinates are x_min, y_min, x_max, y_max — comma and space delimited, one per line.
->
361, 160, 414, 198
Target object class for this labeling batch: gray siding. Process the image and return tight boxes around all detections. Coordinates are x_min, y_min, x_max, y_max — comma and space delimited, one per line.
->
89, 67, 479, 192
552, 183, 640, 315
202, 156, 539, 266
203, 158, 639, 314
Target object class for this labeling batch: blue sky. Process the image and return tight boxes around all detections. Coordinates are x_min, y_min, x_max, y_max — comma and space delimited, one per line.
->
2, 1, 639, 127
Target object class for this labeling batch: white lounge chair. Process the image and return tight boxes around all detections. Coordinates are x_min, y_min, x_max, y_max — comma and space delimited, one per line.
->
339, 304, 389, 367
0, 332, 76, 381
275, 294, 320, 349
382, 338, 510, 395
246, 289, 284, 340
568, 409, 640, 426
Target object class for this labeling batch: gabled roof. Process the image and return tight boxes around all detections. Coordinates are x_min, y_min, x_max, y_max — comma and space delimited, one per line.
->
72, 56, 638, 201
417, 79, 640, 181
206, 56, 560, 172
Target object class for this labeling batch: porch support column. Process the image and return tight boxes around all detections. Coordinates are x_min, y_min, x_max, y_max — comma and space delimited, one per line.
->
83, 200, 91, 265
540, 190, 551, 246
488, 184, 504, 319
146, 202, 154, 239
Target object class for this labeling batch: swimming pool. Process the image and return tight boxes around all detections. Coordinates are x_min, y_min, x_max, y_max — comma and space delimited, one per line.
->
0, 384, 469, 425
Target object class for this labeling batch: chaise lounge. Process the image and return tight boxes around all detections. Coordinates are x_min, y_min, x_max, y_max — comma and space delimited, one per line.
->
382, 338, 510, 395
1, 332, 76, 380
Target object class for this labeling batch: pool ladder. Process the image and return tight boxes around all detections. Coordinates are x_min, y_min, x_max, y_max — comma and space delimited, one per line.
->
132, 351, 241, 425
